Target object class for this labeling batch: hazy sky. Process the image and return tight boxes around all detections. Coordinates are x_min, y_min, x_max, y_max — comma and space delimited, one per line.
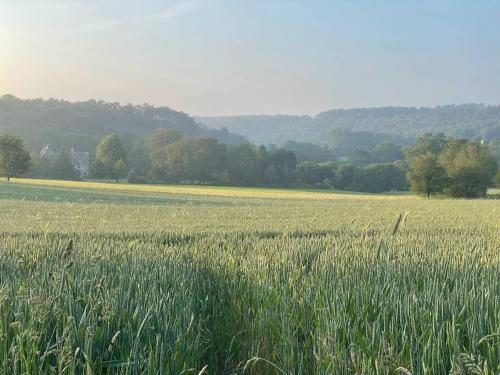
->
1, 0, 500, 116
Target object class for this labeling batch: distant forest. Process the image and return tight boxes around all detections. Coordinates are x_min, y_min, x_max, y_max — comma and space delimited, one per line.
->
198, 104, 500, 145
0, 95, 246, 152
1, 94, 499, 196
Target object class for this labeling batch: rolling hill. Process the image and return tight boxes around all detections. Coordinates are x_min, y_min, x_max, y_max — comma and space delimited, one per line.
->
198, 104, 500, 145
0, 95, 246, 153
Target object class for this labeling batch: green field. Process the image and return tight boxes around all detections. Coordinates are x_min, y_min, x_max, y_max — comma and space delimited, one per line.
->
1, 179, 499, 374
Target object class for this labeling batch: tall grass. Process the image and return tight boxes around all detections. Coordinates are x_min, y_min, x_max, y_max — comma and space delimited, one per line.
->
0, 181, 498, 374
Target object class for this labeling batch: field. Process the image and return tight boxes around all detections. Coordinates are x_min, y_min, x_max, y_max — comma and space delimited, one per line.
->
0, 179, 499, 374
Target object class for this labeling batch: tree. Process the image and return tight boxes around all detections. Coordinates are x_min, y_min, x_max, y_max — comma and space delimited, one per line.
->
494, 170, 500, 188
146, 129, 183, 179
162, 137, 227, 182
372, 142, 404, 163
334, 164, 356, 191
296, 161, 336, 186
331, 128, 395, 156
24, 152, 51, 178
488, 139, 500, 165
283, 140, 336, 162
439, 140, 497, 198
187, 138, 227, 182
344, 150, 373, 167
268, 148, 297, 183
361, 163, 408, 193
0, 134, 32, 181
407, 154, 447, 197
226, 144, 261, 185
405, 133, 447, 163
50, 150, 78, 180
129, 139, 152, 177
96, 133, 127, 180
113, 159, 128, 182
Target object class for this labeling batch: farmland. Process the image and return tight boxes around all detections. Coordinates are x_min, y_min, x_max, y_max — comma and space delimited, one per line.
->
0, 179, 499, 374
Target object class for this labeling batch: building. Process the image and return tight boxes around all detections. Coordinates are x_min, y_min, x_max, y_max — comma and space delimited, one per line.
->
40, 144, 55, 159
39, 145, 90, 178
70, 148, 90, 178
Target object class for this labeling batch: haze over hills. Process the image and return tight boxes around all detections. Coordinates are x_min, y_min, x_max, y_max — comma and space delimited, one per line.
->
198, 104, 500, 146
0, 95, 246, 153
3, 94, 500, 155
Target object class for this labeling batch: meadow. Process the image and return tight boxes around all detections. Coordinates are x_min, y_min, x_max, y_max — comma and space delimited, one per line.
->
0, 179, 499, 374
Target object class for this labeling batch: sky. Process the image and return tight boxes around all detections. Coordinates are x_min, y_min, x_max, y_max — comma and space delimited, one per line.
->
1, 0, 500, 116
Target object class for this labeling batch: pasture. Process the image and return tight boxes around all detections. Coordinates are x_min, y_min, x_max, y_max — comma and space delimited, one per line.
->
0, 179, 499, 374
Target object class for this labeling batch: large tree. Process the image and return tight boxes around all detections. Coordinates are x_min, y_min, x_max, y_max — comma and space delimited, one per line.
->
146, 129, 183, 179
407, 154, 447, 197
268, 148, 297, 183
162, 137, 227, 182
95, 133, 128, 181
405, 133, 447, 163
226, 144, 261, 186
0, 134, 32, 181
439, 140, 497, 198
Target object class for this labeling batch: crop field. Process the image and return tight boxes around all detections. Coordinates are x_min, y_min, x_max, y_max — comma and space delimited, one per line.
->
0, 179, 499, 374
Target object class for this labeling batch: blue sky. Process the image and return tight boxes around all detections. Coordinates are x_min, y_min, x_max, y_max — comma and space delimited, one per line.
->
1, 0, 499, 115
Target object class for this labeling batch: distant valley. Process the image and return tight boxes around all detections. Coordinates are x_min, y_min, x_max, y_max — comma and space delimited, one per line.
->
198, 104, 500, 145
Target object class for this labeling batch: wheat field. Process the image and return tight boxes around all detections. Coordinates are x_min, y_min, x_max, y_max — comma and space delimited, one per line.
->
0, 179, 499, 374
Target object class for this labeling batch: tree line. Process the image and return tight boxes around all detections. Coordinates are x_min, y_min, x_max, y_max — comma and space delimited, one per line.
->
92, 130, 297, 186
0, 95, 246, 152
199, 104, 500, 146
406, 133, 498, 198
1, 131, 499, 198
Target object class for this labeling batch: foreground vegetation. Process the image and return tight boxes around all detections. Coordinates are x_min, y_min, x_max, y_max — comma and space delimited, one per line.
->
0, 180, 499, 374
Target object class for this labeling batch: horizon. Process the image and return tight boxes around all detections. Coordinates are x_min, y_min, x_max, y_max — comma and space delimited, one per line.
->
2, 93, 500, 119
1, 1, 500, 116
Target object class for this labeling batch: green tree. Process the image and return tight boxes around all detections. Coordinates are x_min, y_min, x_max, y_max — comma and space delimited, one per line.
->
50, 150, 78, 180
146, 129, 183, 179
226, 144, 261, 185
334, 164, 356, 191
405, 133, 447, 163
187, 138, 227, 182
344, 150, 373, 167
90, 159, 107, 179
129, 139, 152, 177
268, 148, 297, 183
113, 159, 128, 182
361, 163, 408, 193
162, 137, 227, 183
488, 139, 500, 165
96, 133, 127, 180
439, 140, 497, 198
372, 142, 404, 163
0, 134, 32, 181
407, 154, 447, 197
494, 170, 500, 188
24, 152, 51, 178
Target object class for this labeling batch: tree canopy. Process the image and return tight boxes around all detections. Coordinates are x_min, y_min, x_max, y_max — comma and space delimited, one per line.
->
0, 134, 32, 181
199, 104, 500, 146
407, 154, 447, 197
406, 134, 498, 198
95, 133, 128, 181
0, 95, 246, 153
439, 140, 497, 197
